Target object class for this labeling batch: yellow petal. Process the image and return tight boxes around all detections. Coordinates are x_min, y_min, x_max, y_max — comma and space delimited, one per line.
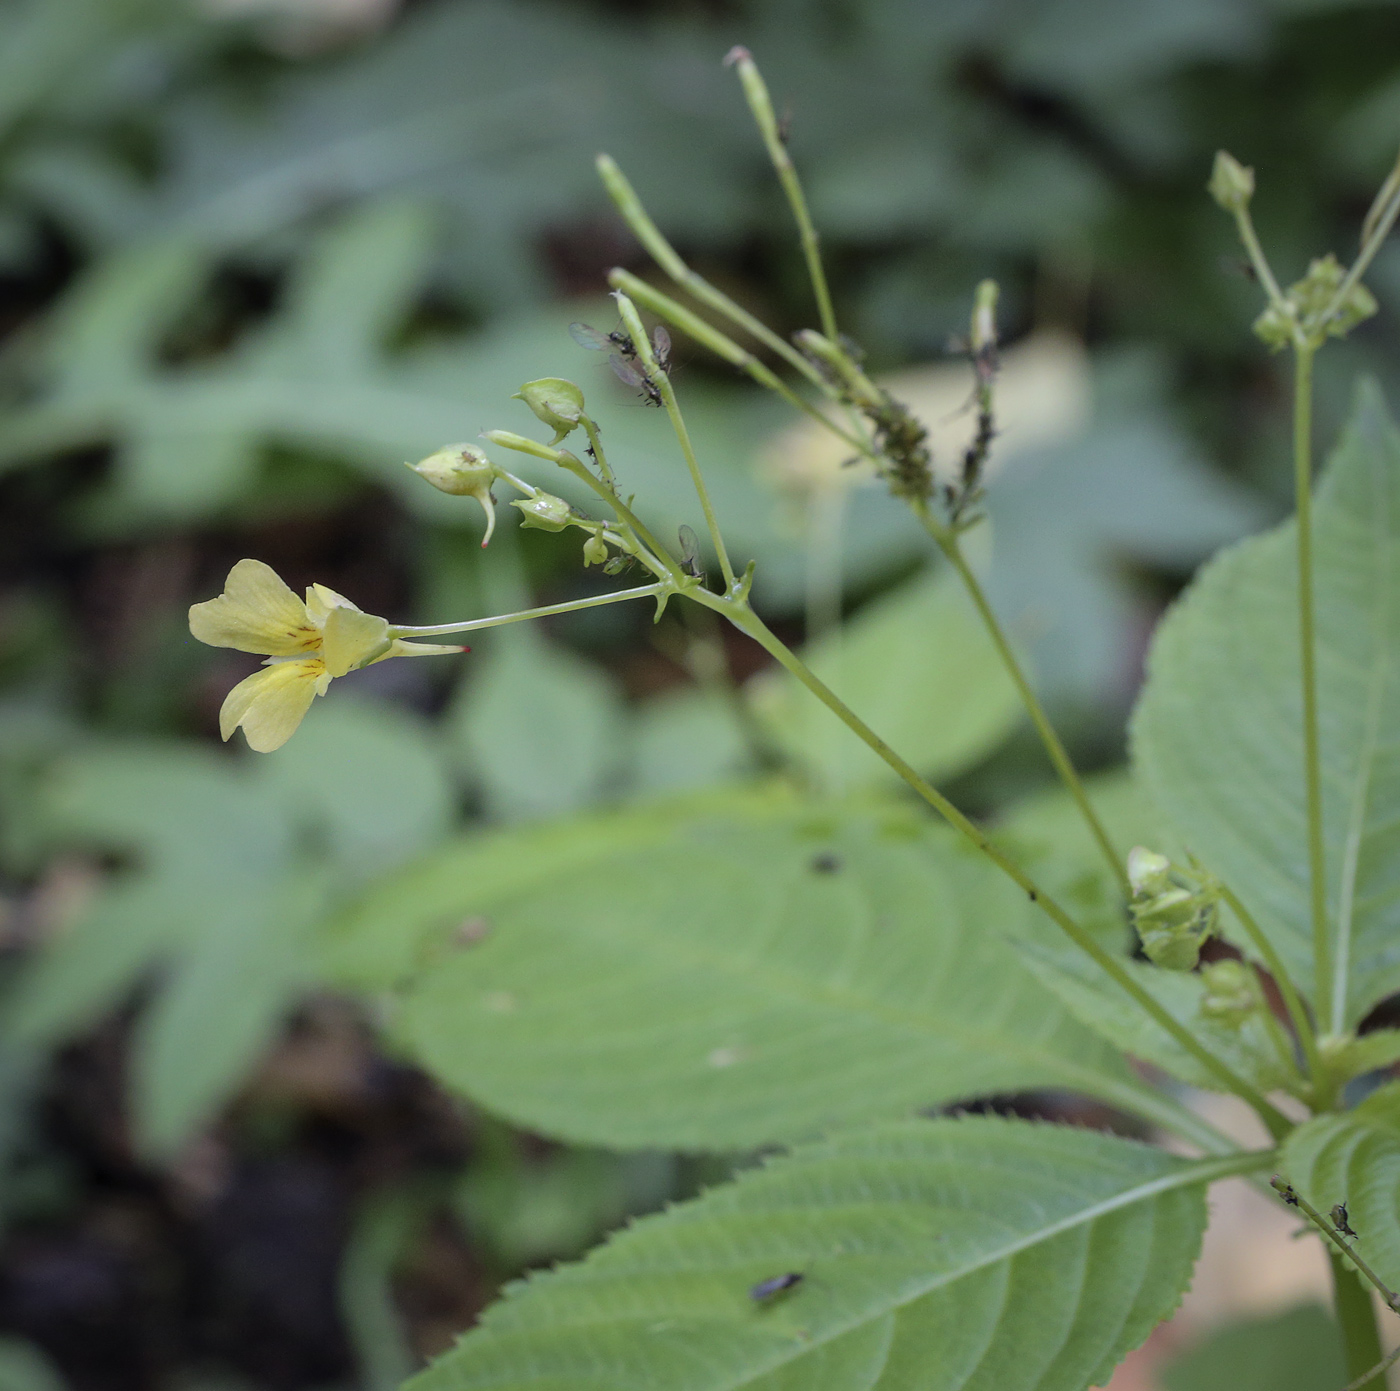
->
369, 638, 466, 665
304, 582, 359, 626
190, 559, 320, 656
319, 604, 391, 677
219, 659, 324, 751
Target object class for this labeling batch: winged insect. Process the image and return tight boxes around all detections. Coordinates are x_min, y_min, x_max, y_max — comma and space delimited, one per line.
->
749, 1273, 803, 1301
610, 355, 664, 407
570, 320, 636, 357
678, 524, 702, 578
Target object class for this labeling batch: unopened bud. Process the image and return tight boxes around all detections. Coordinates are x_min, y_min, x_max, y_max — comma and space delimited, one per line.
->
1126, 847, 1172, 898
1252, 302, 1295, 352
512, 492, 573, 532
1289, 254, 1377, 339
971, 280, 999, 354
582, 533, 609, 567
1199, 959, 1264, 1028
1127, 847, 1218, 972
1208, 151, 1254, 214
407, 444, 497, 546
513, 378, 586, 445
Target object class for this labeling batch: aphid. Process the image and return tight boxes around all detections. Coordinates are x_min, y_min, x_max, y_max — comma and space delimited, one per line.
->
570, 320, 636, 359
651, 324, 672, 375
611, 355, 664, 407
776, 103, 793, 146
1332, 1202, 1358, 1238
749, 1272, 803, 1301
810, 852, 841, 874
602, 553, 637, 576
678, 524, 702, 578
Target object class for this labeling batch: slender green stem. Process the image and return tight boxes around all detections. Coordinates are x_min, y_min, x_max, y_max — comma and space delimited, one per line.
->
1334, 1255, 1390, 1389
1323, 180, 1400, 334
1346, 1343, 1400, 1391
613, 290, 737, 591
1293, 345, 1332, 1026
579, 415, 614, 486
727, 48, 838, 341
596, 155, 830, 392
701, 591, 1293, 1139
926, 514, 1128, 896
1218, 882, 1324, 1093
390, 583, 665, 637
1233, 205, 1289, 311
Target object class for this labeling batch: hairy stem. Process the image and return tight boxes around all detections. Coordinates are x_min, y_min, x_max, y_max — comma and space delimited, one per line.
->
701, 592, 1293, 1138
1294, 344, 1332, 1024
927, 515, 1128, 895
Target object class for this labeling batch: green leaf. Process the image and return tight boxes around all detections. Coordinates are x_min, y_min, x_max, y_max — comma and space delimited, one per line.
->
1284, 1079, 1400, 1291
1159, 1304, 1342, 1391
995, 777, 1304, 1096
627, 689, 750, 797
411, 1116, 1238, 1391
257, 696, 455, 881
1014, 938, 1300, 1096
129, 868, 325, 1157
1133, 382, 1400, 1030
448, 625, 624, 823
318, 795, 734, 991
391, 797, 1147, 1150
3, 743, 292, 1044
748, 567, 1022, 793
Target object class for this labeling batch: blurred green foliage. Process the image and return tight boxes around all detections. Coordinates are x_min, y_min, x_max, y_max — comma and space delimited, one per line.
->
1, 0, 1399, 1386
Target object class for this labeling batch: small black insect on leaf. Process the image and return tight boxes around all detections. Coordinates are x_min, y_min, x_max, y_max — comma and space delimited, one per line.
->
810, 852, 841, 874
749, 1272, 803, 1301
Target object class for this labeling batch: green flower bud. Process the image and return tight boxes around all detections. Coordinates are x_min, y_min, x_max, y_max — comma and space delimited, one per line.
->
1252, 302, 1295, 352
582, 533, 609, 567
1127, 846, 1218, 971
513, 378, 586, 445
1199, 959, 1265, 1029
1288, 254, 1377, 340
512, 492, 573, 532
406, 443, 497, 545
1208, 151, 1254, 214
1126, 847, 1172, 898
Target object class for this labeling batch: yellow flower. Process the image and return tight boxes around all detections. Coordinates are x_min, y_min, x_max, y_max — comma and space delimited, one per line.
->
189, 559, 463, 751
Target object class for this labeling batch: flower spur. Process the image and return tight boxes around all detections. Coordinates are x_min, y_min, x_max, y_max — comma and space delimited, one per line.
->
189, 559, 463, 751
